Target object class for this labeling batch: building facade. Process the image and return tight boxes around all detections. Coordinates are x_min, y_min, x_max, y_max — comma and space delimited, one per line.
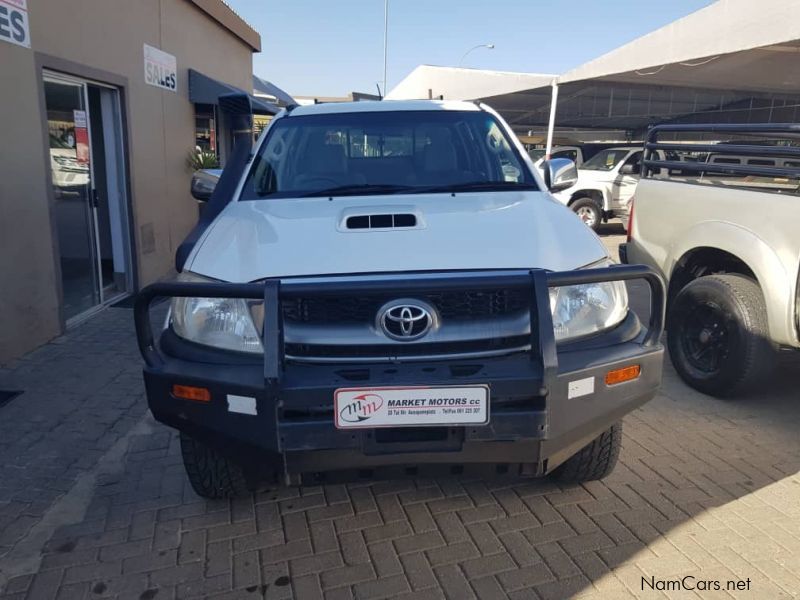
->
0, 0, 263, 363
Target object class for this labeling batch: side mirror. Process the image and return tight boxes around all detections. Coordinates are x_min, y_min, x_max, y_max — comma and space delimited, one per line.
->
544, 158, 578, 192
620, 163, 640, 175
191, 169, 221, 201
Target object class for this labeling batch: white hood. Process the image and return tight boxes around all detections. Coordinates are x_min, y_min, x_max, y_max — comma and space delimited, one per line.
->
187, 192, 608, 282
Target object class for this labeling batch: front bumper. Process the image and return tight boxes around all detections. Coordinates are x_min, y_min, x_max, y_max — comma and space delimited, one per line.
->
135, 266, 665, 483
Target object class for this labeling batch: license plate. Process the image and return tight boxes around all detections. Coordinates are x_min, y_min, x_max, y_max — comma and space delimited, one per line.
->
334, 385, 489, 429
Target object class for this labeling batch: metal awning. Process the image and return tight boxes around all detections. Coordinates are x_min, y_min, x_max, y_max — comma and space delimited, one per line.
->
252, 75, 295, 106
189, 69, 280, 115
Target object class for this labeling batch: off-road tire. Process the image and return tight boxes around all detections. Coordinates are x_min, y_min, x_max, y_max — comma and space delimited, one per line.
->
552, 422, 622, 483
180, 432, 251, 498
667, 274, 773, 397
570, 197, 601, 231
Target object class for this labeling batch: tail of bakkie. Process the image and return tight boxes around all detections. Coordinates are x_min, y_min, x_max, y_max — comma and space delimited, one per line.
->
622, 123, 800, 397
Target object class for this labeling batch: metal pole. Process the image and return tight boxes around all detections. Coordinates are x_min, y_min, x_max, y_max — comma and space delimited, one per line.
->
545, 79, 559, 160
382, 0, 388, 97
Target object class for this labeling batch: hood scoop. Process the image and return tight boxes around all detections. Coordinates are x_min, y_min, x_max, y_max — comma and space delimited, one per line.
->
343, 212, 418, 230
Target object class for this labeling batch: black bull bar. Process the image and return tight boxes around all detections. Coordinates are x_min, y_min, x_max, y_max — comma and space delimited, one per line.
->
134, 265, 666, 399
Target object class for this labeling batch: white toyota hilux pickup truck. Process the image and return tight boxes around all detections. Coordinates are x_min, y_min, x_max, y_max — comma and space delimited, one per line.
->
134, 99, 665, 497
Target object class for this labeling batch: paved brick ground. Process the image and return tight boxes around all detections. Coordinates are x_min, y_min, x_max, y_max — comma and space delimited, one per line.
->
1, 227, 799, 599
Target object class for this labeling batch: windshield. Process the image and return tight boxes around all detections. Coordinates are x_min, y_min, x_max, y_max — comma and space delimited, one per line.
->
581, 149, 631, 171
240, 110, 537, 199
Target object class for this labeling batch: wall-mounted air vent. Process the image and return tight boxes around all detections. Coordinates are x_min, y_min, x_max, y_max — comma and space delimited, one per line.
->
345, 213, 418, 229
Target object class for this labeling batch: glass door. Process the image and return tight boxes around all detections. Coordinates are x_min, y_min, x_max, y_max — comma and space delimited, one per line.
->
44, 72, 131, 323
44, 75, 99, 321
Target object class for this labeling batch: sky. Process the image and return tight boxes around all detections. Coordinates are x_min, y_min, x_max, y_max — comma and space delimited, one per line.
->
228, 0, 713, 98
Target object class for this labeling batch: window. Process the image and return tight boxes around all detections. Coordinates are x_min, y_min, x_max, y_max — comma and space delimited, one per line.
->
194, 104, 217, 154
241, 110, 536, 199
582, 149, 632, 171
349, 128, 413, 157
623, 152, 642, 167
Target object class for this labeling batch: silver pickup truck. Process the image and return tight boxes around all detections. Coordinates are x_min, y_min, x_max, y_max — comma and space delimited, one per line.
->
621, 124, 800, 397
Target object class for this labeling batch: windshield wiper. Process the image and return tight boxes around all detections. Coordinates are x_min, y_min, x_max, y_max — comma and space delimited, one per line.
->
304, 183, 413, 197
410, 181, 539, 194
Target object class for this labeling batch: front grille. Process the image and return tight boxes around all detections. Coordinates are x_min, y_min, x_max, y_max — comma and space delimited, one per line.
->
282, 289, 529, 323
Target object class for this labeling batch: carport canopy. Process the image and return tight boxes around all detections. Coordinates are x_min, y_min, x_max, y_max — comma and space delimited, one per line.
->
388, 0, 800, 141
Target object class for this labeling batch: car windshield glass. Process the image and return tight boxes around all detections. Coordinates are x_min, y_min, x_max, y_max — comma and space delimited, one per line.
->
581, 149, 631, 171
240, 110, 537, 199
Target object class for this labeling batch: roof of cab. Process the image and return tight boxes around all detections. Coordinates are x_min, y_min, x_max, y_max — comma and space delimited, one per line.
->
287, 99, 482, 117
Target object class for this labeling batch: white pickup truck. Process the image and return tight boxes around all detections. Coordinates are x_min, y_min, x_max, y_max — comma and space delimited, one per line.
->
621, 123, 800, 397
552, 146, 667, 231
134, 98, 665, 497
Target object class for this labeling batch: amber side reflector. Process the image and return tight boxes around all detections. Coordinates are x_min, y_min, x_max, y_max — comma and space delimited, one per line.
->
605, 365, 641, 386
172, 384, 211, 402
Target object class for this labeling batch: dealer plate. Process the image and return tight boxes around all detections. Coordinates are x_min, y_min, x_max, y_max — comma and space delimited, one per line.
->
334, 385, 489, 429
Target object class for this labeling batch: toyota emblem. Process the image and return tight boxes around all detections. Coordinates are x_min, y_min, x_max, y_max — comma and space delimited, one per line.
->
377, 299, 438, 341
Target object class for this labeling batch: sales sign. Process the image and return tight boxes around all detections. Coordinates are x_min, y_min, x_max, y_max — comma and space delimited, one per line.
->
143, 43, 176, 92
0, 0, 30, 48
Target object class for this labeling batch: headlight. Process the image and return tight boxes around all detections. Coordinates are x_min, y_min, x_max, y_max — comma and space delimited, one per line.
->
549, 259, 628, 341
171, 272, 263, 354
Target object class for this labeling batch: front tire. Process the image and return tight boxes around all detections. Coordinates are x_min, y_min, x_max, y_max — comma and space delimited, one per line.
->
570, 197, 601, 231
551, 422, 622, 483
180, 433, 252, 498
667, 274, 773, 397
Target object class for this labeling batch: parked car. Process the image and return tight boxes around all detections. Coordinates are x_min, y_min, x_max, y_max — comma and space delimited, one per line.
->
135, 98, 665, 498
552, 146, 668, 231
621, 124, 800, 397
